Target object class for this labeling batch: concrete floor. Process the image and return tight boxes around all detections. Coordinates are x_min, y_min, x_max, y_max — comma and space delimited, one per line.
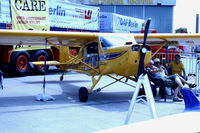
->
0, 70, 196, 133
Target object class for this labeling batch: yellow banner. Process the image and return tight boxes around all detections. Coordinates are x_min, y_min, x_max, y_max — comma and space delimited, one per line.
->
11, 0, 50, 31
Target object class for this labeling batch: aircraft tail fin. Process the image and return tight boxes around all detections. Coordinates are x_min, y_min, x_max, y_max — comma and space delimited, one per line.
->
181, 88, 200, 110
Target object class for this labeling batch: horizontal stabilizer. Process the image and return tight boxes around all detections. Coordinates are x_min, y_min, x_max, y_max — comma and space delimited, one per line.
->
32, 61, 62, 66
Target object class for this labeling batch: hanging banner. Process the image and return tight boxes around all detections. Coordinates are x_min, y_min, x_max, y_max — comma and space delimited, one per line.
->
49, 0, 99, 31
10, 0, 50, 31
100, 12, 144, 33
112, 13, 144, 33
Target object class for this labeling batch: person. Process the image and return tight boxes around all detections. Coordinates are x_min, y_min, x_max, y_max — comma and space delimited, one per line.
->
146, 60, 196, 102
169, 54, 186, 79
0, 70, 3, 90
194, 45, 200, 53
153, 58, 168, 76
154, 58, 185, 98
153, 58, 169, 98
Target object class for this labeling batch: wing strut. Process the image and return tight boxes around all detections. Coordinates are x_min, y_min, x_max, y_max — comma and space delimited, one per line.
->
151, 41, 167, 57
35, 39, 55, 101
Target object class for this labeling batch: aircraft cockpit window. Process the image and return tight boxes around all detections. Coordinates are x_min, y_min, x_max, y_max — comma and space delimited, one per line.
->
100, 37, 113, 50
100, 34, 136, 50
87, 42, 98, 54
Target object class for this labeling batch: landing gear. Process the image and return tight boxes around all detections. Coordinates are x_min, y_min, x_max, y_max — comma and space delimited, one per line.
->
60, 73, 65, 81
79, 87, 88, 102
60, 75, 64, 81
77, 75, 135, 102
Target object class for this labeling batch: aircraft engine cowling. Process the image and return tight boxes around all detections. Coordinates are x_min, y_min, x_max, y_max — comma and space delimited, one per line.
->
124, 45, 151, 76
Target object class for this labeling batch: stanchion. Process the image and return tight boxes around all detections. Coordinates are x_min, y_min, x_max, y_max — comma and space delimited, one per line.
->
35, 40, 55, 101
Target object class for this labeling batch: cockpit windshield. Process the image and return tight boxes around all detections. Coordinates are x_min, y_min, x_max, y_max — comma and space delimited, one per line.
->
99, 34, 137, 50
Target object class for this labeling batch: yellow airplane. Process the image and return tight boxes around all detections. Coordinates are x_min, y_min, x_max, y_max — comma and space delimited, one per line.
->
1, 20, 200, 102
0, 19, 152, 102
0, 30, 152, 101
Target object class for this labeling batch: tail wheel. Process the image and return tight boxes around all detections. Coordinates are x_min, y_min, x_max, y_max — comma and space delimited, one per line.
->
11, 51, 31, 76
79, 87, 89, 102
33, 50, 49, 73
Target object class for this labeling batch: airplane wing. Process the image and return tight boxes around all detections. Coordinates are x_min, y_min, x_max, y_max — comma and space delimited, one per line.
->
134, 33, 200, 46
0, 30, 98, 46
0, 30, 100, 68
1, 30, 200, 46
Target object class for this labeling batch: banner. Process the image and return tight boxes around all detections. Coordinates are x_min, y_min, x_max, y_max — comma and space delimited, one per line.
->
112, 13, 144, 33
49, 0, 99, 31
10, 0, 50, 31
100, 12, 144, 33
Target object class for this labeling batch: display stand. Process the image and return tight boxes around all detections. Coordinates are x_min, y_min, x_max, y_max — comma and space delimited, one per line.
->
35, 76, 55, 101
35, 40, 55, 101
124, 74, 157, 125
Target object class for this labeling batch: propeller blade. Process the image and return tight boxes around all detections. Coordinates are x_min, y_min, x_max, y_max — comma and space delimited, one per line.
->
142, 18, 151, 48
136, 18, 151, 80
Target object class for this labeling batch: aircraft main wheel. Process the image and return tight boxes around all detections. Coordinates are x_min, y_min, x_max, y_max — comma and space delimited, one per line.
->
11, 51, 31, 76
79, 87, 88, 102
32, 50, 49, 73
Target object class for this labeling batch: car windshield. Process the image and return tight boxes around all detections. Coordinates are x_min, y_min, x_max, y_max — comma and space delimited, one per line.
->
99, 34, 137, 50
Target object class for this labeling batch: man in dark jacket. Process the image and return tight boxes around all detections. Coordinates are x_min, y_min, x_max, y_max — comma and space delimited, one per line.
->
0, 70, 3, 90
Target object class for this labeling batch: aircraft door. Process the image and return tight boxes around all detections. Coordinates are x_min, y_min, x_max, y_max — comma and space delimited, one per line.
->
84, 42, 99, 71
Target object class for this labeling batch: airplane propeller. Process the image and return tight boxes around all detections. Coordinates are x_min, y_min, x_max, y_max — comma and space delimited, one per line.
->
136, 18, 151, 80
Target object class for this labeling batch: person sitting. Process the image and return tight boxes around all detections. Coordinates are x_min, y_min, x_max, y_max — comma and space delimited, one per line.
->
153, 58, 169, 99
154, 58, 185, 98
169, 54, 187, 80
146, 60, 196, 102
154, 58, 168, 76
